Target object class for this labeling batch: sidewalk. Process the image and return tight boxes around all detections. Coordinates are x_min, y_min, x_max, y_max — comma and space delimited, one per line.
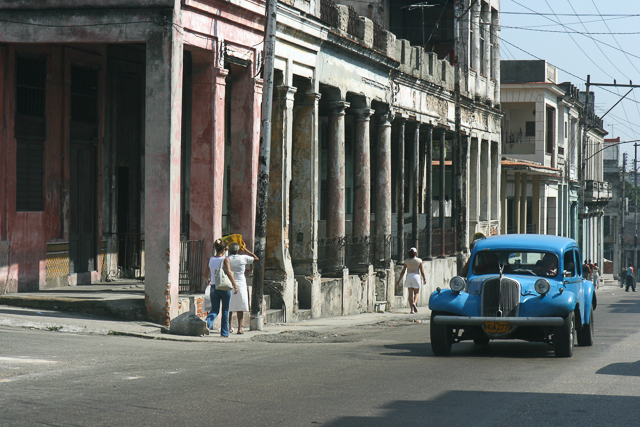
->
0, 303, 426, 342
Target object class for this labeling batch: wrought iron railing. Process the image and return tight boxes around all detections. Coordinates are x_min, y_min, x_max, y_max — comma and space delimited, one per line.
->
347, 5, 359, 38
372, 20, 384, 51
320, 0, 337, 26
118, 233, 144, 279
179, 239, 204, 293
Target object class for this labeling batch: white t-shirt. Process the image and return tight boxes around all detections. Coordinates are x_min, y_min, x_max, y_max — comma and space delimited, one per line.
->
228, 254, 254, 284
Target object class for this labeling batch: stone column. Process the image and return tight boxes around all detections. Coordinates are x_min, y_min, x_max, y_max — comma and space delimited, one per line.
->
212, 64, 229, 239
144, 23, 183, 325
229, 71, 262, 250
266, 85, 297, 273
472, 0, 481, 94
500, 170, 507, 234
426, 126, 433, 259
470, 138, 479, 225
480, 140, 490, 221
189, 58, 227, 280
532, 175, 541, 234
291, 91, 321, 275
327, 100, 350, 270
411, 123, 420, 250
376, 110, 392, 264
520, 172, 528, 233
397, 118, 406, 261
352, 107, 375, 269
514, 172, 521, 234
439, 131, 446, 255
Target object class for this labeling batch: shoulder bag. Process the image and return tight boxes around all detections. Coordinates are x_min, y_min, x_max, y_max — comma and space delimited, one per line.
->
215, 258, 234, 291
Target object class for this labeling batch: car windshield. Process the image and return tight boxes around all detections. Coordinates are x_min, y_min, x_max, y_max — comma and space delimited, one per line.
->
471, 250, 559, 278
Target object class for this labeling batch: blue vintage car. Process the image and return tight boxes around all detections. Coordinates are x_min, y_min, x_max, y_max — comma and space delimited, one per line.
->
428, 234, 597, 357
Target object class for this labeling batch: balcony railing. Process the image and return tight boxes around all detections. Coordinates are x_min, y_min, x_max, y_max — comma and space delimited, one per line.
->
584, 180, 612, 204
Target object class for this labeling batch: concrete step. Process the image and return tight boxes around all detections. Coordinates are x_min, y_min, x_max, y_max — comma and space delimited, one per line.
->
265, 308, 285, 324
295, 309, 312, 321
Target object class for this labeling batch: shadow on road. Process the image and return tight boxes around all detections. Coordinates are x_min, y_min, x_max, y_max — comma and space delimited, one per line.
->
382, 341, 557, 359
607, 299, 640, 314
322, 391, 640, 426
597, 360, 640, 377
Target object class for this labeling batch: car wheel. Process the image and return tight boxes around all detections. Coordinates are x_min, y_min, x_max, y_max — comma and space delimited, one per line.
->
430, 312, 453, 356
554, 312, 575, 358
577, 306, 594, 347
473, 335, 490, 346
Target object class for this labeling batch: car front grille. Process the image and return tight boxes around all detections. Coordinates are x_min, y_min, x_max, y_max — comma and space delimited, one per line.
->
481, 277, 521, 317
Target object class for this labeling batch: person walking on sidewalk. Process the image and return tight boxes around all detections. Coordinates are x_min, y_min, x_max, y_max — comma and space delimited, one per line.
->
592, 262, 600, 289
626, 263, 636, 292
396, 247, 427, 314
227, 243, 258, 335
203, 238, 238, 336
583, 260, 593, 282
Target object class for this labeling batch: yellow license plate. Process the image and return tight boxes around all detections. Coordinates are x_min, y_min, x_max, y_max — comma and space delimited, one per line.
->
484, 321, 509, 334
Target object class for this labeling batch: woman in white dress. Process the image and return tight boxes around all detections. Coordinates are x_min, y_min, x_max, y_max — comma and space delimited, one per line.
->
227, 243, 258, 334
395, 247, 426, 314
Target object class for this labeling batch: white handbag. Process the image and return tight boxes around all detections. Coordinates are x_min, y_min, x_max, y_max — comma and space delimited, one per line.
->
214, 260, 234, 291
203, 284, 212, 311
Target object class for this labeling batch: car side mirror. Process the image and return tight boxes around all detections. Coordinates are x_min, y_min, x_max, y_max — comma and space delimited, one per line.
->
563, 271, 573, 278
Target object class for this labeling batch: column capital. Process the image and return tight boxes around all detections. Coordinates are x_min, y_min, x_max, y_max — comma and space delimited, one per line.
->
327, 100, 350, 115
352, 108, 375, 121
274, 85, 297, 100
297, 91, 321, 106
213, 67, 229, 83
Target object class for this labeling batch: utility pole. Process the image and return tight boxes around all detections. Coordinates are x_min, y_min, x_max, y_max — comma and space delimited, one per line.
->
251, 0, 278, 331
621, 152, 626, 282
579, 75, 590, 260
627, 149, 637, 279
453, 0, 467, 273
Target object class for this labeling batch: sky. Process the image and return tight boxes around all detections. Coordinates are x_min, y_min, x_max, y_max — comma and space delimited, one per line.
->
499, 0, 640, 167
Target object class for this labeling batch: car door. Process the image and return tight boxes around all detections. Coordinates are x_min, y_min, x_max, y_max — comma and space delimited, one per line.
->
562, 248, 584, 322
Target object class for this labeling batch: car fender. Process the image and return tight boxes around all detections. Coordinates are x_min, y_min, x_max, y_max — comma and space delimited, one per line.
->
581, 283, 596, 324
518, 291, 576, 318
429, 290, 480, 316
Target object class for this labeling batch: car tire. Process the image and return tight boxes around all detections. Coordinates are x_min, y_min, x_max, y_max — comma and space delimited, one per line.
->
577, 306, 594, 347
430, 312, 453, 356
554, 312, 575, 358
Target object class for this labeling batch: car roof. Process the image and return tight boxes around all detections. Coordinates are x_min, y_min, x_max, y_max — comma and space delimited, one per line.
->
472, 234, 578, 254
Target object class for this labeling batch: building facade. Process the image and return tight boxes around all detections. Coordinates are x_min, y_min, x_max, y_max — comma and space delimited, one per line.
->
0, 0, 502, 324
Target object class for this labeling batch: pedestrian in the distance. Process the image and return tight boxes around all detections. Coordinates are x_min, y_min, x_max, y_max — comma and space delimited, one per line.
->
592, 262, 600, 289
626, 263, 636, 292
227, 243, 258, 335
203, 238, 238, 336
395, 247, 427, 314
583, 260, 592, 282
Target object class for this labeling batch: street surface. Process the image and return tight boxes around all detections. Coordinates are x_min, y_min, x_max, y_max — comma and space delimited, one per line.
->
2, 285, 640, 426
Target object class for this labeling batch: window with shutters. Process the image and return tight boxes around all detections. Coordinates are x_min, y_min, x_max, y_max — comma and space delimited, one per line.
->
15, 55, 46, 211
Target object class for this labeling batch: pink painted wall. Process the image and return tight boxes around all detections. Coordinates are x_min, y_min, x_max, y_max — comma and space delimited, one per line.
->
0, 44, 107, 293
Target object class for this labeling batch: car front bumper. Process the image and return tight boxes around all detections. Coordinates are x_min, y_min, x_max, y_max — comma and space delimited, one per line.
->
431, 315, 565, 327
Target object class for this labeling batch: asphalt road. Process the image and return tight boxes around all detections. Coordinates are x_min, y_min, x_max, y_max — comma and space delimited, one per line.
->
2, 286, 640, 427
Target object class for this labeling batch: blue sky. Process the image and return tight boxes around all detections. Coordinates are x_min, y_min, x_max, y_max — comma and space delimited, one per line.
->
500, 0, 640, 165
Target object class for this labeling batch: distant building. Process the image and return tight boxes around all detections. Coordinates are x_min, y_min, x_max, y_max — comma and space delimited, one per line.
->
500, 60, 609, 265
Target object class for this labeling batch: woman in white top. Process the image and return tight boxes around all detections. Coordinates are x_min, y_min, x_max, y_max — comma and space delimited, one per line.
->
227, 243, 258, 334
203, 238, 238, 337
395, 247, 426, 314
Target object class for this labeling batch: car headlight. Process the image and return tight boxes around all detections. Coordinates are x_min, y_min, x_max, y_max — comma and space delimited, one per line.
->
534, 278, 551, 296
450, 276, 466, 293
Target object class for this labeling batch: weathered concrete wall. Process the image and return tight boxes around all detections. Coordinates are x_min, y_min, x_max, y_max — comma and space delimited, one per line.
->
143, 18, 183, 325
0, 0, 174, 8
